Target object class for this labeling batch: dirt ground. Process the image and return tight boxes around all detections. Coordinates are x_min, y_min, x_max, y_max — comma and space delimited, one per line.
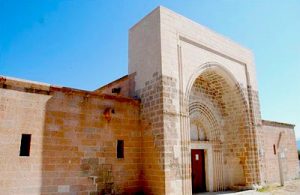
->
196, 179, 300, 195
256, 179, 300, 194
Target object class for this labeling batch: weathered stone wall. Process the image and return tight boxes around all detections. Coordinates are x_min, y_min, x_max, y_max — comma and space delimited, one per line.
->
137, 73, 166, 194
0, 82, 50, 195
0, 78, 142, 195
261, 121, 299, 184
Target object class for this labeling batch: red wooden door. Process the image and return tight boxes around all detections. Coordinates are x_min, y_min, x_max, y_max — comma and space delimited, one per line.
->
191, 149, 206, 193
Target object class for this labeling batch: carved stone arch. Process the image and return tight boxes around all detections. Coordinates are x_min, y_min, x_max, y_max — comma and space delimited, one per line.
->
185, 62, 248, 105
184, 62, 255, 191
189, 101, 223, 142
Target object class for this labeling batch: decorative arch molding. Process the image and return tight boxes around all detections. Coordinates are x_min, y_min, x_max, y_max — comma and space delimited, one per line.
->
189, 101, 223, 142
180, 61, 255, 191
188, 100, 227, 191
185, 62, 248, 105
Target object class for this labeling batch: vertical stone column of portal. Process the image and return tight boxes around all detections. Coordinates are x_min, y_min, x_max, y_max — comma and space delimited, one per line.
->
250, 89, 264, 185
180, 97, 192, 195
179, 68, 192, 195
161, 75, 182, 195
161, 72, 193, 195
245, 72, 264, 186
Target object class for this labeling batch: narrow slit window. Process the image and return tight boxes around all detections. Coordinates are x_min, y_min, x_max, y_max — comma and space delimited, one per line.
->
20, 134, 31, 156
117, 140, 124, 159
273, 144, 276, 155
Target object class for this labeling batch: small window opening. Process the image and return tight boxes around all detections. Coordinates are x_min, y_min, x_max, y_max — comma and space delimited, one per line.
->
20, 134, 31, 156
273, 144, 276, 155
112, 87, 121, 94
117, 140, 124, 159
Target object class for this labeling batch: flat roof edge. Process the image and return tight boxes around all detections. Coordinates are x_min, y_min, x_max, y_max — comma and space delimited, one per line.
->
262, 120, 295, 128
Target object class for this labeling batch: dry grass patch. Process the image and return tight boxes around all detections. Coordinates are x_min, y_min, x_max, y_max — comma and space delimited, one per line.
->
257, 184, 281, 192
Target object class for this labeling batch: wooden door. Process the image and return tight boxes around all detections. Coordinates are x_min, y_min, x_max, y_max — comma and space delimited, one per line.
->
191, 149, 206, 193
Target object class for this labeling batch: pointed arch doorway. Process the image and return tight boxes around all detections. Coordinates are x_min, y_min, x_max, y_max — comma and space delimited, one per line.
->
187, 64, 251, 192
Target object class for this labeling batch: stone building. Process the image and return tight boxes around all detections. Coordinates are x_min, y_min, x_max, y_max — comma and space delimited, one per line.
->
0, 6, 298, 195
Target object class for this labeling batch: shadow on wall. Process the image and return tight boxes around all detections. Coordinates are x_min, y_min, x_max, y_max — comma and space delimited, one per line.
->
40, 89, 143, 194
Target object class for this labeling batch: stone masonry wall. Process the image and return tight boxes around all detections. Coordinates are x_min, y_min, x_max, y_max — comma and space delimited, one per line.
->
135, 72, 166, 195
129, 6, 264, 193
261, 121, 299, 184
0, 80, 142, 195
94, 75, 132, 97
129, 7, 166, 194
0, 87, 50, 195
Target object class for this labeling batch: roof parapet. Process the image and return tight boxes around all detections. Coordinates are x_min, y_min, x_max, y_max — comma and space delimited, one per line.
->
0, 75, 139, 105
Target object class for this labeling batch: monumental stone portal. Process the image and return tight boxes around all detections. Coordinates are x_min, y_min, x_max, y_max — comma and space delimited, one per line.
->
0, 6, 298, 195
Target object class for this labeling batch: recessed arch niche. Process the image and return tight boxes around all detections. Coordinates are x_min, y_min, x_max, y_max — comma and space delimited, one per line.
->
188, 64, 253, 191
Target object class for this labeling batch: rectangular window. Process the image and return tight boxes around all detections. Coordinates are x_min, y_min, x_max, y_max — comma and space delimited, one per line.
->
20, 134, 31, 156
117, 140, 124, 159
273, 144, 276, 155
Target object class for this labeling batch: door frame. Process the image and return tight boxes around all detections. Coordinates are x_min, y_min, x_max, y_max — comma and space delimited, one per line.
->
191, 149, 206, 193
191, 141, 214, 192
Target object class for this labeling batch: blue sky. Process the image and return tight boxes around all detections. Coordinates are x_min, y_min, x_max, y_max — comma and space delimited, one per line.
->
1, 0, 299, 139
